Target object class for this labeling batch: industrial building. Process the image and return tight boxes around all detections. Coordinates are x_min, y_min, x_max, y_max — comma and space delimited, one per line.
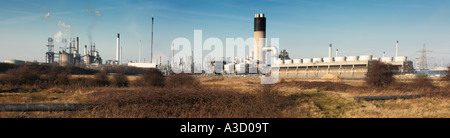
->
215, 13, 415, 79
45, 37, 103, 66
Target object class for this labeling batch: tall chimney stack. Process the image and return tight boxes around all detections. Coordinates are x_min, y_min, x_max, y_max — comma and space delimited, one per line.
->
336, 49, 339, 57
396, 40, 399, 57
254, 13, 266, 62
116, 33, 120, 64
151, 15, 154, 63
76, 37, 79, 54
329, 44, 332, 58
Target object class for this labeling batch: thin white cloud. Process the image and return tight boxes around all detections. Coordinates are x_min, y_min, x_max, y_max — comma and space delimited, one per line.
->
44, 12, 50, 19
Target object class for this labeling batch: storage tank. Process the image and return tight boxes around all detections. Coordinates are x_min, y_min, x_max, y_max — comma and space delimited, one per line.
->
312, 58, 323, 63
293, 59, 302, 64
335, 57, 346, 62
359, 55, 373, 61
395, 56, 407, 62
59, 52, 74, 66
346, 56, 358, 62
303, 58, 312, 63
381, 57, 393, 62
224, 63, 235, 74
235, 63, 247, 74
323, 57, 334, 63
284, 59, 292, 64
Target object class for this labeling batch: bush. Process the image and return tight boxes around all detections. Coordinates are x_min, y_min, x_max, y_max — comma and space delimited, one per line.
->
87, 88, 289, 118
165, 74, 200, 89
47, 65, 70, 86
365, 60, 394, 88
94, 71, 110, 87
443, 67, 450, 82
143, 68, 165, 87
112, 73, 128, 88
0, 66, 40, 86
411, 75, 435, 91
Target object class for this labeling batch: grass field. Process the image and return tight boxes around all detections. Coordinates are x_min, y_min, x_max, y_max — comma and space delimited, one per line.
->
0, 75, 448, 118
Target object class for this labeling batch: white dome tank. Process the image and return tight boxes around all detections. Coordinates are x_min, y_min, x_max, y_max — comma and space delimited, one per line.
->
335, 57, 346, 62
293, 59, 302, 64
323, 57, 334, 63
359, 55, 373, 61
381, 57, 393, 62
303, 58, 312, 63
312, 58, 323, 63
395, 56, 407, 62
346, 56, 358, 62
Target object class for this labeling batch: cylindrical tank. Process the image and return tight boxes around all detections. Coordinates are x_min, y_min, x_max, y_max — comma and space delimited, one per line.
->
235, 63, 247, 74
303, 58, 312, 63
312, 58, 323, 63
359, 55, 373, 61
346, 56, 358, 62
323, 57, 334, 63
335, 57, 345, 62
224, 63, 235, 74
395, 56, 407, 62
293, 59, 302, 64
381, 57, 393, 62
284, 59, 292, 64
59, 52, 74, 66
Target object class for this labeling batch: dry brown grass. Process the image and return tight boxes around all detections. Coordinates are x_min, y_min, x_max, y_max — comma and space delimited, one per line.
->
84, 85, 289, 118
0, 74, 448, 118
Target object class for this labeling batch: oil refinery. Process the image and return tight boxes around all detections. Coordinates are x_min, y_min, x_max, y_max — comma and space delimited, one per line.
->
3, 13, 444, 78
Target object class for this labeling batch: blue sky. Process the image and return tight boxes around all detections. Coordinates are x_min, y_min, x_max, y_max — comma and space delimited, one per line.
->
0, 0, 449, 68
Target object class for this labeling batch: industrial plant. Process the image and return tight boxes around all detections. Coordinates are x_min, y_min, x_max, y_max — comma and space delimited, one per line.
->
45, 37, 103, 66
8, 13, 440, 78
199, 13, 416, 79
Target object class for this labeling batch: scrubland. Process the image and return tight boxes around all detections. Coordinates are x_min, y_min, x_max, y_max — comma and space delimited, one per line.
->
0, 64, 448, 118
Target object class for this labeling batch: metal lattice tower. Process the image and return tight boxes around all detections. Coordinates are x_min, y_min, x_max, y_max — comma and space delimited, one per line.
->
416, 44, 432, 70
46, 37, 54, 52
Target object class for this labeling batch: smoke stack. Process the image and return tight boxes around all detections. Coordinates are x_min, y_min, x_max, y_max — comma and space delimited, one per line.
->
116, 33, 120, 64
254, 13, 266, 62
329, 44, 332, 58
396, 40, 399, 57
336, 49, 339, 57
151, 15, 154, 63
139, 40, 142, 63
76, 37, 79, 54
84, 45, 87, 64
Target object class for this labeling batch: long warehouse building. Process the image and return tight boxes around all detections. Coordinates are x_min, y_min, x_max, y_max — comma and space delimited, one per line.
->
273, 55, 414, 79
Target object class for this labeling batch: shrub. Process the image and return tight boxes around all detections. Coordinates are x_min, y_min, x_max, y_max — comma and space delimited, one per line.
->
143, 68, 165, 87
365, 60, 394, 88
165, 74, 200, 89
0, 66, 40, 86
47, 65, 70, 86
443, 67, 450, 82
87, 88, 289, 118
112, 73, 128, 88
94, 71, 110, 87
411, 75, 435, 91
